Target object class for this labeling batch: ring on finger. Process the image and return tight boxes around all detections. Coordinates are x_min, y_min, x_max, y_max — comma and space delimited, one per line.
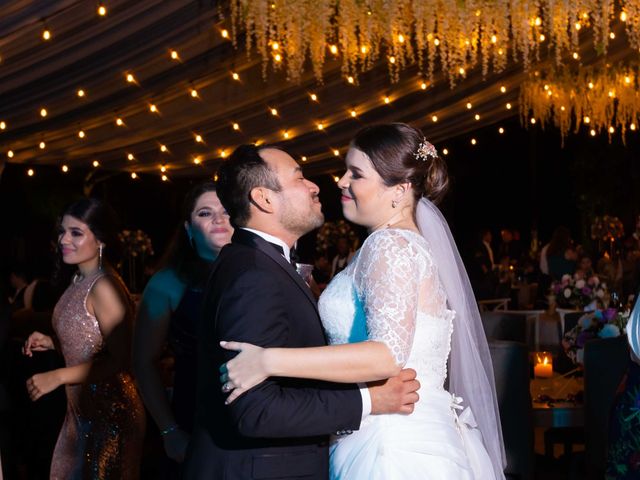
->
221, 381, 234, 393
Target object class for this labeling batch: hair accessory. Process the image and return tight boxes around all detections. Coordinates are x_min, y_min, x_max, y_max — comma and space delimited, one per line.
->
415, 138, 438, 162
98, 244, 103, 270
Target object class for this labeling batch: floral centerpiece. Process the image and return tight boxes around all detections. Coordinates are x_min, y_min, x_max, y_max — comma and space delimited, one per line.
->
562, 308, 631, 365
315, 220, 359, 254
551, 273, 607, 310
591, 215, 625, 243
118, 229, 154, 292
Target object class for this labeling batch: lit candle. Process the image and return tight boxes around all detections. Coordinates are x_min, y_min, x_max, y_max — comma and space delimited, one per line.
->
534, 352, 553, 378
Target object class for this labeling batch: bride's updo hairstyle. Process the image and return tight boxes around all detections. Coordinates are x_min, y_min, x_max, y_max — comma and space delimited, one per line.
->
351, 123, 449, 205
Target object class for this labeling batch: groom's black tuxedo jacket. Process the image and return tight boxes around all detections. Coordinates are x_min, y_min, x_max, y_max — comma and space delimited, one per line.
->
184, 229, 363, 480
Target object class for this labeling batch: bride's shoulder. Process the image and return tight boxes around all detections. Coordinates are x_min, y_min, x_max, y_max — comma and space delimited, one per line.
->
359, 228, 428, 259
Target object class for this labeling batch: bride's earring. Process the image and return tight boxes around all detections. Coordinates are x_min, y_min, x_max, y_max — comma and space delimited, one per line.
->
98, 244, 104, 270
392, 200, 398, 208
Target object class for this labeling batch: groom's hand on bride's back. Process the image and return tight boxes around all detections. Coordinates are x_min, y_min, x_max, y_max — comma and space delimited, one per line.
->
368, 368, 420, 415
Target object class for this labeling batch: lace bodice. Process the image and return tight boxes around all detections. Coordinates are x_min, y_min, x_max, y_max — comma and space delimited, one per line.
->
318, 228, 455, 389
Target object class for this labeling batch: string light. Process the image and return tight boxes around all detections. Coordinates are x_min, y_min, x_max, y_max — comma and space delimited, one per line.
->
590, 129, 597, 136
93, 160, 100, 167
500, 86, 506, 93
383, 96, 390, 104
97, 3, 107, 16
317, 122, 324, 130
499, 127, 505, 134
40, 108, 47, 117
347, 76, 354, 84
572, 52, 579, 60
160, 144, 168, 152
421, 82, 427, 90
149, 104, 158, 113
471, 138, 477, 145
575, 22, 582, 31
329, 45, 338, 55
272, 42, 279, 51
506, 103, 512, 110
126, 73, 135, 83
301, 156, 307, 162
39, 141, 46, 149
458, 67, 465, 75
270, 108, 278, 116
431, 115, 438, 122
310, 93, 318, 101
161, 174, 168, 182
333, 149, 340, 156
62, 165, 69, 173
78, 130, 85, 138
389, 56, 396, 64
221, 29, 229, 38
42, 29, 51, 41
127, 153, 134, 160
131, 172, 138, 179
397, 34, 405, 43
77, 89, 85, 97
609, 126, 615, 134
274, 54, 282, 62
530, 117, 536, 124
631, 123, 637, 131
232, 72, 240, 81
588, 82, 594, 89
220, 150, 227, 158
333, 175, 340, 182
361, 45, 368, 54
116, 117, 124, 126
283, 131, 290, 139
350, 109, 357, 118
27, 168, 34, 177
466, 102, 472, 109
442, 148, 449, 155
0, 121, 6, 130
7, 150, 13, 158
193, 156, 202, 165
474, 114, 480, 120
584, 116, 591, 124
170, 49, 179, 60
490, 34, 497, 43
232, 123, 240, 131
160, 165, 167, 172
195, 134, 203, 143
610, 32, 616, 40
621, 11, 628, 22
539, 34, 545, 41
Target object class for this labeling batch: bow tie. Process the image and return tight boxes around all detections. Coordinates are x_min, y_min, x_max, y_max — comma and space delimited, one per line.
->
267, 242, 296, 266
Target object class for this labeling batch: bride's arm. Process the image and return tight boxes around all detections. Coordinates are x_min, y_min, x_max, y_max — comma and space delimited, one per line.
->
222, 230, 423, 403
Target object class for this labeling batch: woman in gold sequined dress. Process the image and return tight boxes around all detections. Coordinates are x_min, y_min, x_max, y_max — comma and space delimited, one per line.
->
23, 198, 145, 479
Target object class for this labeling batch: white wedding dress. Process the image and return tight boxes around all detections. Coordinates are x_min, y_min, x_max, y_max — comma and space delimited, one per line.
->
318, 228, 497, 480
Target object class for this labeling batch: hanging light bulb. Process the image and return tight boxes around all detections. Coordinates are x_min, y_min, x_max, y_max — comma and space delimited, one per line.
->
421, 82, 427, 90
590, 129, 597, 136
131, 172, 138, 179
431, 115, 438, 122
232, 72, 240, 81
466, 102, 472, 109
42, 29, 51, 41
317, 122, 324, 130
0, 121, 6, 130
170, 49, 179, 60
78, 130, 85, 138
471, 138, 477, 145
499, 127, 505, 134
7, 150, 14, 158
301, 156, 307, 162
162, 174, 168, 182
310, 93, 318, 101
347, 76, 355, 84
232, 123, 240, 130
126, 73, 135, 83
384, 96, 390, 104
221, 29, 229, 38
93, 160, 100, 167
97, 3, 107, 16
77, 89, 85, 97
270, 108, 278, 116
160, 144, 168, 152
333, 149, 340, 156
160, 165, 167, 173
283, 131, 290, 139
149, 104, 158, 113
506, 103, 512, 110
62, 165, 69, 173
350, 109, 357, 118
474, 114, 480, 120
442, 148, 449, 155
127, 153, 134, 160
500, 86, 506, 93
116, 117, 124, 126
39, 141, 46, 149
193, 156, 202, 165
40, 108, 47, 117
27, 168, 34, 176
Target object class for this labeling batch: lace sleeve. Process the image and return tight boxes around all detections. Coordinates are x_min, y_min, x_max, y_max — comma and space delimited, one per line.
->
353, 230, 425, 366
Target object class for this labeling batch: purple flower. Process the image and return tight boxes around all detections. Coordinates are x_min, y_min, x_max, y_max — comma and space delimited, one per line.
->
553, 284, 563, 294
576, 331, 596, 348
581, 287, 592, 296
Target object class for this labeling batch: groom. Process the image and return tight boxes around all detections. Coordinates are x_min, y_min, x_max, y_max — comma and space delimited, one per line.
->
184, 144, 420, 479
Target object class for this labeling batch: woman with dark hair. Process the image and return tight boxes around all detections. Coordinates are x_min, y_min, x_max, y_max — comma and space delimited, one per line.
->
133, 182, 232, 468
23, 197, 145, 479
219, 124, 505, 479
546, 226, 577, 280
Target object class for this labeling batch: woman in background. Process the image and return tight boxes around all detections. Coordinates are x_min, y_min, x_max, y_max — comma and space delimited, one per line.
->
23, 198, 144, 479
133, 182, 233, 470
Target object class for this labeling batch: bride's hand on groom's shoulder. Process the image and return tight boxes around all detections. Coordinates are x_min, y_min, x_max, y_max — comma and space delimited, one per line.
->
368, 368, 420, 415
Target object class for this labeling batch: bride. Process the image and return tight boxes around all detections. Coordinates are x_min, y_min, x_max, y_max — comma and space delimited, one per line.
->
220, 123, 506, 479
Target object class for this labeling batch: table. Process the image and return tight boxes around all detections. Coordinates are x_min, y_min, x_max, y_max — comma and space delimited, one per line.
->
531, 374, 584, 428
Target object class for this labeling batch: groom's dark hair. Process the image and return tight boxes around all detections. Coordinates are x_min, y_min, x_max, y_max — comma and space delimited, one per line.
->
216, 144, 282, 227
